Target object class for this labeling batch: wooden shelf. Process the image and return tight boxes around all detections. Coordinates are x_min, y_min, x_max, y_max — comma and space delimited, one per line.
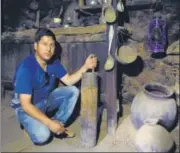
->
75, 5, 102, 15
52, 24, 106, 35
1, 24, 107, 43
126, 0, 162, 10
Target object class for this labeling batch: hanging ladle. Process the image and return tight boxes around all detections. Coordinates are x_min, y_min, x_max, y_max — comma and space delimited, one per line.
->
117, 0, 124, 12
104, 25, 115, 71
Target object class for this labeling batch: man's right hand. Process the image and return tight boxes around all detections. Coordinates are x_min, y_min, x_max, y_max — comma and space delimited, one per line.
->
48, 120, 65, 134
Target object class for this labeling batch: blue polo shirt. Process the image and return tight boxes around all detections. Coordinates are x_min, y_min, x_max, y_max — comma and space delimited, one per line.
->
13, 54, 67, 105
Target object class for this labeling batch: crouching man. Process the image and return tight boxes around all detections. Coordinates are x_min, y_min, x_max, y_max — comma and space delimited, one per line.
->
11, 28, 97, 145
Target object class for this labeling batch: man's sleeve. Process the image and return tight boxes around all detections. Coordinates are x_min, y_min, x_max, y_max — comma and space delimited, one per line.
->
51, 59, 67, 79
14, 68, 33, 94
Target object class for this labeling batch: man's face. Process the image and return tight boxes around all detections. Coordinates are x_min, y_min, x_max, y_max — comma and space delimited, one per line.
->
34, 36, 55, 61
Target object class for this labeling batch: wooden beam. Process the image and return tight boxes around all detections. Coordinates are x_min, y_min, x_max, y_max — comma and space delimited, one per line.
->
126, 0, 162, 10
56, 33, 106, 43
52, 24, 107, 35
105, 65, 118, 135
126, 0, 161, 6
105, 0, 118, 136
2, 33, 106, 44
1, 24, 107, 44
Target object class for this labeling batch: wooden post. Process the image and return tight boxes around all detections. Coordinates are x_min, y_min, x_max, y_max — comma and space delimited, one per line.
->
35, 10, 40, 28
80, 72, 98, 147
105, 63, 117, 135
105, 0, 118, 135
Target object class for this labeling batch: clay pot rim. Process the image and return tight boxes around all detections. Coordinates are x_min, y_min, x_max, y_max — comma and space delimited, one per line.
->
143, 83, 174, 99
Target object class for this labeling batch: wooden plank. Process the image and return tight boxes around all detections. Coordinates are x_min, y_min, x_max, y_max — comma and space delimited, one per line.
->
1, 44, 19, 81
2, 33, 106, 44
105, 0, 118, 136
75, 5, 102, 15
52, 24, 107, 35
1, 24, 107, 43
126, 0, 162, 10
105, 65, 117, 135
1, 44, 33, 84
126, 0, 161, 6
56, 33, 106, 43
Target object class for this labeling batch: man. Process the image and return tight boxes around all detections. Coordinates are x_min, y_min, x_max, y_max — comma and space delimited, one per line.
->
11, 28, 97, 146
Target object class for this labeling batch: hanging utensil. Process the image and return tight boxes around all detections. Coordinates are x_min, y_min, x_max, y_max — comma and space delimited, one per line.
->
53, 5, 63, 24
29, 0, 39, 11
99, 5, 106, 24
114, 43, 138, 64
104, 25, 115, 71
117, 0, 124, 12
103, 6, 116, 23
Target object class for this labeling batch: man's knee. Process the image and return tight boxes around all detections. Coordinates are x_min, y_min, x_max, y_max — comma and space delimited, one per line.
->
32, 126, 51, 146
71, 86, 80, 97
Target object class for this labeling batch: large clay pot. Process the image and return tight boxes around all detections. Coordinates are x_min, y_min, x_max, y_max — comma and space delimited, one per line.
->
135, 118, 174, 152
130, 82, 177, 130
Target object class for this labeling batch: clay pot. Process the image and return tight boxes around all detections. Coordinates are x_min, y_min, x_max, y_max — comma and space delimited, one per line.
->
135, 118, 174, 152
130, 82, 177, 130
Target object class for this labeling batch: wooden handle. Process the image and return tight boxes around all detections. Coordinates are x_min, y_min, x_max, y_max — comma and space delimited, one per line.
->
108, 25, 114, 55
92, 68, 95, 73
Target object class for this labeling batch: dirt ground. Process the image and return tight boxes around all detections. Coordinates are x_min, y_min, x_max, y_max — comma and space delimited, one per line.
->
1, 90, 179, 152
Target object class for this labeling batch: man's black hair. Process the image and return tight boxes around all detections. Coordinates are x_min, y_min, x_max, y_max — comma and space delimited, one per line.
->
35, 28, 56, 42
